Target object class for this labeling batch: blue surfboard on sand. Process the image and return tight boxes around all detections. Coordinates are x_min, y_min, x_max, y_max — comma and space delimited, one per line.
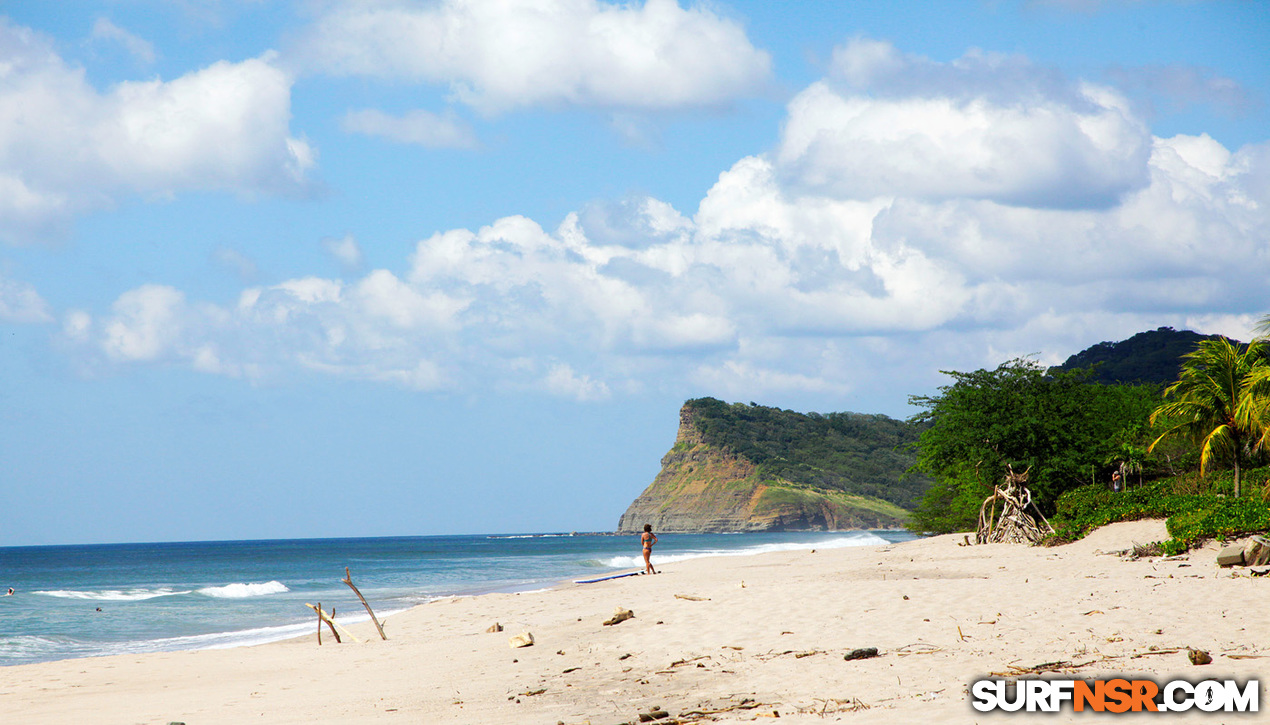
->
574, 571, 642, 584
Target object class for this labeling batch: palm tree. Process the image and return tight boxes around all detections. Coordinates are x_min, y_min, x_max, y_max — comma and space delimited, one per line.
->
1105, 442, 1147, 489
1256, 314, 1270, 340
1149, 338, 1270, 497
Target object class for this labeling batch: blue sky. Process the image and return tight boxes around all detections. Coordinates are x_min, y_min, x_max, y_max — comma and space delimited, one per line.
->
1, 0, 1267, 545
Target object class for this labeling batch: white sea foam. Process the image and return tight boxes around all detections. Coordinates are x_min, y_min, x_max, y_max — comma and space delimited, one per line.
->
598, 533, 891, 569
140, 605, 415, 653
195, 581, 289, 598
33, 587, 191, 601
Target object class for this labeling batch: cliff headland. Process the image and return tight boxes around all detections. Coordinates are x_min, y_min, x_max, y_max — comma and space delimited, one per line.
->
617, 398, 925, 533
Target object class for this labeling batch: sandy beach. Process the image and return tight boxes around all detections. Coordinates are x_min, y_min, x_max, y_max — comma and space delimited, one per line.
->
3, 520, 1266, 724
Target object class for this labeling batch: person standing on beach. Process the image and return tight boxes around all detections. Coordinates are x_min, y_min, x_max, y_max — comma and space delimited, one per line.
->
641, 524, 658, 575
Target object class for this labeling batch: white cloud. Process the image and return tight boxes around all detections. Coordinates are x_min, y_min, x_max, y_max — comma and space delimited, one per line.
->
90, 18, 157, 64
690, 360, 852, 400
291, 0, 771, 113
323, 234, 364, 272
341, 108, 478, 149
0, 19, 312, 245
61, 39, 1270, 411
777, 39, 1151, 209
63, 309, 92, 341
69, 127, 1270, 402
0, 270, 52, 323
543, 363, 610, 401
352, 269, 468, 330
102, 285, 187, 361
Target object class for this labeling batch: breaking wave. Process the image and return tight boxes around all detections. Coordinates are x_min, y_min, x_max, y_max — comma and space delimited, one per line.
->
195, 581, 289, 598
33, 587, 190, 602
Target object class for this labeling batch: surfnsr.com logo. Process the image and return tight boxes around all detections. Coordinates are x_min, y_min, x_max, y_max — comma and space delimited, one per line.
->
971, 678, 1259, 713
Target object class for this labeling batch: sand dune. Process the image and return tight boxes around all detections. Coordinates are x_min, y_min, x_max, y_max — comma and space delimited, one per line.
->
4, 520, 1265, 724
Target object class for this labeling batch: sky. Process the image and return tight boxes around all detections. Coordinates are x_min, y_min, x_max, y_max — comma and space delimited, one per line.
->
1, 0, 1267, 546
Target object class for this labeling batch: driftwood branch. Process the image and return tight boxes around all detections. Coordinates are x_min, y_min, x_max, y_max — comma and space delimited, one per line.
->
305, 602, 359, 643
976, 465, 1054, 545
342, 567, 387, 640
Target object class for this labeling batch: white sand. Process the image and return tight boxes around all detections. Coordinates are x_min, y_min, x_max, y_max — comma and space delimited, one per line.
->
3, 520, 1266, 724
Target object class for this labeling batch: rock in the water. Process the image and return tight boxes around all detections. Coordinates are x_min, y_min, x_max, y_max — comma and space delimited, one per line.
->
603, 607, 635, 626
844, 647, 880, 661
509, 632, 535, 648
1244, 536, 1270, 567
1188, 648, 1212, 665
1217, 545, 1245, 567
486, 622, 503, 633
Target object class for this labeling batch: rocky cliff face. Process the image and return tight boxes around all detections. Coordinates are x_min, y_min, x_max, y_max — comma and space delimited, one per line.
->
616, 405, 909, 533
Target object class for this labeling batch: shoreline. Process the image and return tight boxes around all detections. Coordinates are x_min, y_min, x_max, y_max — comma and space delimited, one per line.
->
3, 520, 1264, 723
1, 530, 908, 668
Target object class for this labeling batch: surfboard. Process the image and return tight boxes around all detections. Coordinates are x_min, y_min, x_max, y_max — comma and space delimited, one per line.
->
574, 571, 642, 584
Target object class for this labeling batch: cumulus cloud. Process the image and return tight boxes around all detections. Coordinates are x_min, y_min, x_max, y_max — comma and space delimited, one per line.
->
61, 38, 1270, 408
101, 285, 189, 362
0, 19, 313, 245
776, 38, 1152, 209
341, 108, 478, 149
67, 128, 1270, 402
290, 0, 771, 113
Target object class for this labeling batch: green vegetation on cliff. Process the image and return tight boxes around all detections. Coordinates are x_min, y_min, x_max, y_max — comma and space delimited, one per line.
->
682, 397, 928, 509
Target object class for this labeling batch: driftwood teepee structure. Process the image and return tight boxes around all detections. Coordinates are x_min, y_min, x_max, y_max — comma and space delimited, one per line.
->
976, 465, 1054, 545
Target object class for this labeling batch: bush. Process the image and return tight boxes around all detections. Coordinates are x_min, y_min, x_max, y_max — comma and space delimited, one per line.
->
1050, 478, 1270, 553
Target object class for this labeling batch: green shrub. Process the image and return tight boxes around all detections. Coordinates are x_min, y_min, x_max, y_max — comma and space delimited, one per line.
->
1050, 478, 1270, 552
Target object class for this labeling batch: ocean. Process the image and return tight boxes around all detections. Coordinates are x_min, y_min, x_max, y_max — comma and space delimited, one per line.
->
0, 529, 916, 667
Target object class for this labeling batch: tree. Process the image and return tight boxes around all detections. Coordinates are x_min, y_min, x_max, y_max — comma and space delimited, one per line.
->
1149, 338, 1270, 497
907, 358, 1158, 533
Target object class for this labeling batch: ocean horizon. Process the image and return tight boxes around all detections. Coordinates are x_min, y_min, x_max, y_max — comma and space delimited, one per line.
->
0, 529, 916, 667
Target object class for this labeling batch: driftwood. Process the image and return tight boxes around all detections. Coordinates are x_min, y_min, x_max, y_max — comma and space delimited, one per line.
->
305, 602, 360, 643
343, 567, 387, 640
976, 466, 1054, 545
990, 658, 1100, 676
679, 699, 764, 719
